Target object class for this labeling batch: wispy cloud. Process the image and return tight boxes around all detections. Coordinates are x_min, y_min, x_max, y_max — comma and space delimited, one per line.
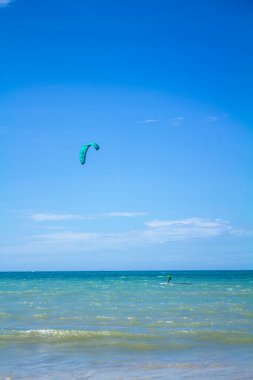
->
206, 116, 219, 123
145, 218, 232, 239
145, 218, 227, 229
168, 117, 184, 127
139, 114, 228, 128
31, 213, 93, 222
2, 216, 252, 260
0, 0, 13, 7
138, 119, 160, 124
30, 212, 146, 222
102, 212, 147, 218
23, 217, 246, 253
138, 117, 185, 126
204, 114, 229, 123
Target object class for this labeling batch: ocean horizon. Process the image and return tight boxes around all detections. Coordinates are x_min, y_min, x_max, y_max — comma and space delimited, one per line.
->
1, 270, 252, 379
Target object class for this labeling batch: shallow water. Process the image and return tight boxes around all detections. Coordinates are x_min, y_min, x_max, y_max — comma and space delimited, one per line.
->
0, 271, 252, 379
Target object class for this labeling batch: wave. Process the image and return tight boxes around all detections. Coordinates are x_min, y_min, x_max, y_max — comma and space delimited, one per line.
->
186, 330, 253, 344
0, 313, 10, 319
0, 328, 252, 347
0, 329, 180, 351
0, 329, 157, 343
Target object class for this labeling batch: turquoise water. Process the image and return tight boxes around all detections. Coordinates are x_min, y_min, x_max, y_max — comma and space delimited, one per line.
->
0, 271, 253, 379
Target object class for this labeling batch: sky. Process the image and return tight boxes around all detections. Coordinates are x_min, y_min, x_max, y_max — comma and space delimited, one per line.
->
0, 0, 253, 271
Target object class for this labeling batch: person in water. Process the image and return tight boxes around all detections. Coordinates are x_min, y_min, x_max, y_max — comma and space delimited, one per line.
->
167, 273, 172, 284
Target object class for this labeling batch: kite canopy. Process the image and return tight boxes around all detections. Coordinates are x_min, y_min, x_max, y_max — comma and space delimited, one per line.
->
80, 143, 100, 165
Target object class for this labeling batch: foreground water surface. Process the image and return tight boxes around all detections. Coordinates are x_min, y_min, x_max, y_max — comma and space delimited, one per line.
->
0, 270, 252, 379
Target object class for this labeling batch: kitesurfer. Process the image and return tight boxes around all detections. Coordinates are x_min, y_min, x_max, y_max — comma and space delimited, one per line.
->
167, 273, 172, 284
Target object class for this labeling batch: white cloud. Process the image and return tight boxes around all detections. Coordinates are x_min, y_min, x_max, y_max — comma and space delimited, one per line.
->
102, 212, 147, 218
145, 218, 232, 240
145, 218, 228, 229
206, 116, 218, 123
138, 119, 160, 123
31, 213, 94, 222
2, 217, 252, 260
137, 117, 185, 127
26, 217, 241, 253
30, 212, 146, 222
0, 0, 13, 6
168, 117, 184, 127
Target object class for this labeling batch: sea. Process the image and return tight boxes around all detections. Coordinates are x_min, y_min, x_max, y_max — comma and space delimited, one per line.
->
0, 271, 252, 380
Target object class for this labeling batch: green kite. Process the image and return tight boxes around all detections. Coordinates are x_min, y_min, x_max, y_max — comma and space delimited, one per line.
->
80, 143, 100, 165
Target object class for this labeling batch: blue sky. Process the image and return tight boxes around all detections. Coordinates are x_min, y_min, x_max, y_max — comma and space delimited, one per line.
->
1, 0, 252, 270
